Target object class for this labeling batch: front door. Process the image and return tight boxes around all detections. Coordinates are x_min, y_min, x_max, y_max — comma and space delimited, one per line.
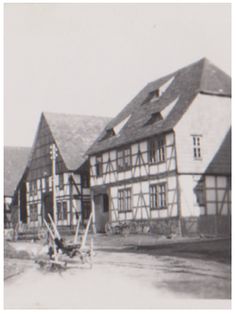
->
42, 192, 53, 223
94, 193, 109, 233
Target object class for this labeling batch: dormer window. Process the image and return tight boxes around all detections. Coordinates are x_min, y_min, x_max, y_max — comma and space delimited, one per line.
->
150, 90, 160, 102
100, 128, 115, 141
99, 115, 131, 141
144, 112, 163, 126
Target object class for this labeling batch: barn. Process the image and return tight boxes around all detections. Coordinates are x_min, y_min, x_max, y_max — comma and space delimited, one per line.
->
86, 58, 231, 236
4, 147, 31, 228
19, 112, 110, 231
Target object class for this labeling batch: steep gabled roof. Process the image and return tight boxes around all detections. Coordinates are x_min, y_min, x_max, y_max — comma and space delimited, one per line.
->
87, 58, 231, 155
40, 112, 111, 170
205, 129, 231, 175
4, 147, 31, 196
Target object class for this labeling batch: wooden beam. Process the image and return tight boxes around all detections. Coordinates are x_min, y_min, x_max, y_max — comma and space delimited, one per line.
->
48, 213, 61, 240
80, 211, 93, 251
73, 215, 81, 244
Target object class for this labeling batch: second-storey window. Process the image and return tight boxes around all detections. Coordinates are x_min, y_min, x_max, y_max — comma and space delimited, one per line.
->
117, 147, 132, 171
29, 180, 37, 196
150, 183, 167, 210
192, 135, 202, 159
81, 174, 90, 188
118, 188, 132, 212
95, 155, 103, 177
58, 174, 64, 190
149, 136, 166, 164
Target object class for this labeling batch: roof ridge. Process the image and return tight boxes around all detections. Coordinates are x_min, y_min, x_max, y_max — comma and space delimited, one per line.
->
42, 111, 112, 120
4, 146, 31, 149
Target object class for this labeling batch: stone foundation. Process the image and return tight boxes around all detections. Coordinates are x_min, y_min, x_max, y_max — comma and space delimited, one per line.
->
198, 215, 231, 237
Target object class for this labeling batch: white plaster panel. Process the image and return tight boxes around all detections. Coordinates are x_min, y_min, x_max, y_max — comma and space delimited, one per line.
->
206, 176, 216, 188
151, 210, 158, 218
159, 210, 168, 218
103, 152, 109, 162
126, 212, 132, 220
207, 203, 216, 215
206, 190, 216, 202
132, 143, 139, 154
217, 176, 227, 188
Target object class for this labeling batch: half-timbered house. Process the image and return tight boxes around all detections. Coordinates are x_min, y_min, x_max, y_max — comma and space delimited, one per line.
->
86, 58, 231, 236
22, 112, 110, 230
4, 147, 31, 228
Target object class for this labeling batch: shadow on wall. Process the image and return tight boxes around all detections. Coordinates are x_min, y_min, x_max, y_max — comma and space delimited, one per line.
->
193, 129, 231, 237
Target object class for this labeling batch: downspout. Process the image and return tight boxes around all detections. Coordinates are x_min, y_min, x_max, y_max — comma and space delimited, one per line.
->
173, 132, 183, 237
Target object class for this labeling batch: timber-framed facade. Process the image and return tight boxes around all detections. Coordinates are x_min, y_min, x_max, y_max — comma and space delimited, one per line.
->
87, 58, 231, 236
18, 112, 110, 231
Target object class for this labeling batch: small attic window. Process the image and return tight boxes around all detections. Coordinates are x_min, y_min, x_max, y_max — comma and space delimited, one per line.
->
99, 115, 131, 141
150, 90, 160, 102
100, 128, 115, 141
144, 112, 163, 126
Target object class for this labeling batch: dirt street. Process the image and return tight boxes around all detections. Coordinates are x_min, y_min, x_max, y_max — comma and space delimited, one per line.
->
4, 235, 231, 309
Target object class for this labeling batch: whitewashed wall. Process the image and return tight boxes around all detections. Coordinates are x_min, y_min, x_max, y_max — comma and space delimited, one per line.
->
174, 94, 231, 174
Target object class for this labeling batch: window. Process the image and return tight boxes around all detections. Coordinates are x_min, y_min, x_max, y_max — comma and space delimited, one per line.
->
149, 136, 166, 163
58, 174, 64, 190
29, 181, 37, 196
150, 183, 167, 210
81, 174, 90, 188
57, 201, 68, 221
95, 155, 103, 177
150, 90, 160, 102
118, 188, 132, 212
192, 135, 202, 159
30, 204, 38, 221
57, 202, 62, 220
100, 128, 115, 141
117, 147, 132, 171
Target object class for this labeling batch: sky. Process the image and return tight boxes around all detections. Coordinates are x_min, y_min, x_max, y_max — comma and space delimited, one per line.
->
4, 3, 231, 147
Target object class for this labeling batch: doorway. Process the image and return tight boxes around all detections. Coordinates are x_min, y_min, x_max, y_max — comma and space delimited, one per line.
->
94, 193, 109, 233
42, 192, 54, 223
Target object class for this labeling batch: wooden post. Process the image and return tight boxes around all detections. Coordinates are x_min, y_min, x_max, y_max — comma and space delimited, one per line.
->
50, 144, 57, 225
80, 211, 93, 251
91, 190, 96, 234
73, 215, 81, 244
176, 174, 183, 237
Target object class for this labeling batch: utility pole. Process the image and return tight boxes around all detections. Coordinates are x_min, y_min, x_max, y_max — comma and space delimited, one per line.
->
50, 143, 58, 225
